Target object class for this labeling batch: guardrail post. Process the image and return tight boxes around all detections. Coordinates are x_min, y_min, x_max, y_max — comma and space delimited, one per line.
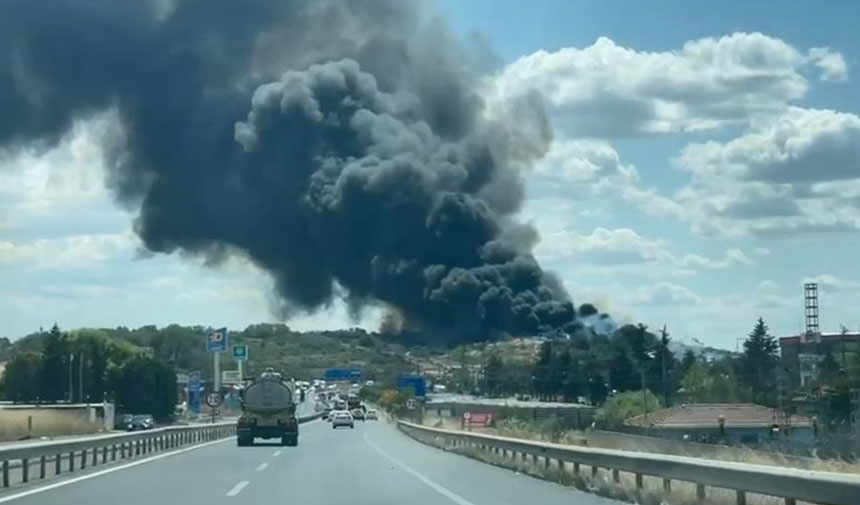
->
68, 451, 74, 471
92, 447, 98, 466
635, 473, 643, 489
112, 444, 117, 461
40, 455, 46, 479
662, 478, 671, 493
612, 469, 620, 483
55, 453, 61, 475
573, 462, 579, 474
785, 499, 796, 505
80, 448, 87, 469
591, 465, 598, 478
2, 460, 8, 487
102, 446, 108, 463
544, 456, 550, 469
736, 490, 746, 505
696, 484, 706, 500
22, 458, 29, 482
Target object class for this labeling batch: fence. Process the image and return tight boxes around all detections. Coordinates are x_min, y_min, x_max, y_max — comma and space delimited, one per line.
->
0, 413, 321, 490
398, 420, 860, 505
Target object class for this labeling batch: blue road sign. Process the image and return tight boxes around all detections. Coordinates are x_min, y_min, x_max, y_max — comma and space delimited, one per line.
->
206, 328, 228, 352
396, 376, 426, 397
324, 368, 361, 380
188, 371, 202, 414
232, 345, 248, 361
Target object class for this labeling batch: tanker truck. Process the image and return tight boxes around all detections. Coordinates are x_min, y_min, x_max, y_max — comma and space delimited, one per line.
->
237, 368, 298, 447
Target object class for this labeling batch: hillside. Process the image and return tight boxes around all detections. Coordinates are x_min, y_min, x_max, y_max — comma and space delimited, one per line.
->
1, 324, 441, 385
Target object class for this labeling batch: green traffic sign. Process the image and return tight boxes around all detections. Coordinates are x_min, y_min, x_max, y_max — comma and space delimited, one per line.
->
232, 345, 248, 361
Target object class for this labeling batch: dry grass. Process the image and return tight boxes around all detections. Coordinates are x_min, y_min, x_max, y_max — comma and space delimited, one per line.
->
406, 426, 817, 505
0, 409, 101, 441
421, 415, 860, 476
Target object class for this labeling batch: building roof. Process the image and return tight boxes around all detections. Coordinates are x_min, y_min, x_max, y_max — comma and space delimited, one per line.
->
779, 332, 860, 345
625, 403, 812, 428
426, 393, 593, 410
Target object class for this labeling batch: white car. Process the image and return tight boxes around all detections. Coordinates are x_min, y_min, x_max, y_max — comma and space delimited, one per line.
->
331, 411, 354, 429
365, 409, 378, 420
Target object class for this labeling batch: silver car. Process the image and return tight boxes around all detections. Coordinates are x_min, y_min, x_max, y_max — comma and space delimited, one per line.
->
331, 411, 354, 429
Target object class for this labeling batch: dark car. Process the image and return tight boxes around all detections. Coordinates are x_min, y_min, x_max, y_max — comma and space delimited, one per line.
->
127, 414, 155, 431
115, 414, 134, 430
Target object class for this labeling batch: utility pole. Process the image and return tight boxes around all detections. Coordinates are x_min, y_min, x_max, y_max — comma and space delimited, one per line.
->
660, 325, 669, 408
79, 352, 85, 404
68, 353, 74, 403
641, 367, 648, 424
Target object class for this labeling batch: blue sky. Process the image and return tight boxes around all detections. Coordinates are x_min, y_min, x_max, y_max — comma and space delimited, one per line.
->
2, 1, 859, 348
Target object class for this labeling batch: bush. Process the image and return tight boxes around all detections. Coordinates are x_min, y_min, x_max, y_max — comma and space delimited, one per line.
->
596, 390, 663, 426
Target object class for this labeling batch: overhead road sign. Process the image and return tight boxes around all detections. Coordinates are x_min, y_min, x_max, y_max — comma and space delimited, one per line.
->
232, 345, 248, 361
324, 368, 361, 380
207, 328, 228, 352
397, 376, 426, 397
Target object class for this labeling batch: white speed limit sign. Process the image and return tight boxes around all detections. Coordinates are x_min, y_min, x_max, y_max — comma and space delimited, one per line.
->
406, 398, 418, 410
205, 391, 222, 408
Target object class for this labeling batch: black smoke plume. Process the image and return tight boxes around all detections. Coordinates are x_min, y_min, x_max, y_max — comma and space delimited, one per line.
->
1, 0, 585, 342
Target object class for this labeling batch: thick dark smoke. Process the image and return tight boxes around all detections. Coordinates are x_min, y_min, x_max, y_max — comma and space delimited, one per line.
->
1, 0, 586, 342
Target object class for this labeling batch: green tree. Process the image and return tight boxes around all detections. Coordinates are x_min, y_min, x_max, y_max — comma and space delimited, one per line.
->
608, 346, 636, 392
39, 324, 69, 402
111, 357, 177, 421
819, 352, 840, 386
597, 390, 663, 425
741, 317, 779, 405
482, 353, 504, 398
680, 349, 698, 376
2, 352, 42, 401
532, 341, 555, 400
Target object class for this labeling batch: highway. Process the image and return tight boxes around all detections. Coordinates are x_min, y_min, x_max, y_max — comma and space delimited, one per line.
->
0, 417, 623, 505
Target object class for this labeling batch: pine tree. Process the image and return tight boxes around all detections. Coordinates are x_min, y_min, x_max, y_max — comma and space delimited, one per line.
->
39, 324, 68, 402
741, 317, 779, 405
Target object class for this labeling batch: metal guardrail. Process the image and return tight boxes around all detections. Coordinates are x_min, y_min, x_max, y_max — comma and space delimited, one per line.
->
398, 420, 860, 505
0, 413, 321, 490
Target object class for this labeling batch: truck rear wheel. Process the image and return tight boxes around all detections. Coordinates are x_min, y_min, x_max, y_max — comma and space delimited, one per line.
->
237, 437, 252, 447
281, 435, 297, 446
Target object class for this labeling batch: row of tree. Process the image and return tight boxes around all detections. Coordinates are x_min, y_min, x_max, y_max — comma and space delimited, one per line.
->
1, 324, 177, 420
477, 318, 786, 412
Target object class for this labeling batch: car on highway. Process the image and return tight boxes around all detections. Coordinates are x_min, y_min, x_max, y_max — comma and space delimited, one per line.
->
365, 409, 378, 420
127, 414, 155, 431
331, 411, 354, 429
321, 407, 333, 420
351, 408, 365, 421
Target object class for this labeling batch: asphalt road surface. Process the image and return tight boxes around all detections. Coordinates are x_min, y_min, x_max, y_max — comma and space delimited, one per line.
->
0, 417, 623, 505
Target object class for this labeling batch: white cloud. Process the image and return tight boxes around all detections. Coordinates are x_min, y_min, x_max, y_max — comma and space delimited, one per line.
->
676, 107, 860, 236
756, 280, 780, 293
635, 282, 702, 306
808, 47, 848, 82
803, 274, 860, 293
537, 227, 752, 273
490, 32, 845, 137
528, 139, 685, 220
0, 233, 135, 269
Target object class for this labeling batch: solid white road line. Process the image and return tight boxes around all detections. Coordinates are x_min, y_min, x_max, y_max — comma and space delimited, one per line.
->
0, 437, 232, 503
256, 462, 269, 472
364, 435, 477, 505
226, 480, 250, 497
273, 450, 283, 457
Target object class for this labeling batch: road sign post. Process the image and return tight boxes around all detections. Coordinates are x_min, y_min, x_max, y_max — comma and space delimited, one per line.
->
188, 371, 202, 416
207, 329, 228, 391
232, 345, 248, 380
